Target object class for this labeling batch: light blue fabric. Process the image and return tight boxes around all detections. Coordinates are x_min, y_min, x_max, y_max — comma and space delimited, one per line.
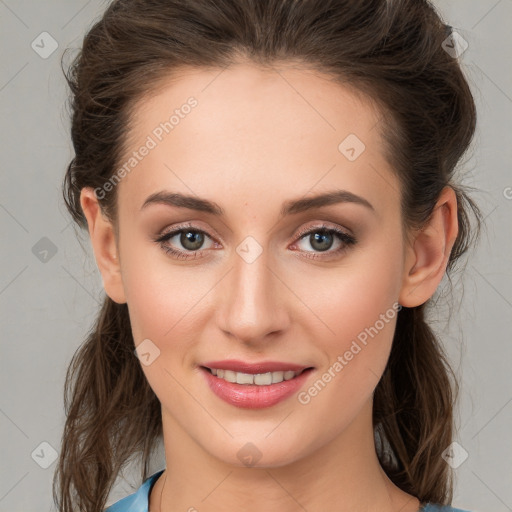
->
104, 469, 164, 512
104, 469, 472, 512
423, 506, 471, 512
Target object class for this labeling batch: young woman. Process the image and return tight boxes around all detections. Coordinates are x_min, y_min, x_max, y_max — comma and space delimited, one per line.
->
53, 1, 482, 511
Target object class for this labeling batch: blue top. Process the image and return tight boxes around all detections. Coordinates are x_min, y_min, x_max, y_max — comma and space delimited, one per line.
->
104, 469, 472, 512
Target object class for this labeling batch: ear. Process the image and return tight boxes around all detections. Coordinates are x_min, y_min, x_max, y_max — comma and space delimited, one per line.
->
80, 187, 127, 304
399, 186, 459, 307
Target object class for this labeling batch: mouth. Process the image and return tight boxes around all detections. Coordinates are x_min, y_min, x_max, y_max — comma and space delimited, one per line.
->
201, 366, 312, 385
199, 360, 315, 409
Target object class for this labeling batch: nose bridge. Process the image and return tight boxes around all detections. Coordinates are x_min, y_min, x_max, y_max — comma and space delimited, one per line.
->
217, 240, 288, 343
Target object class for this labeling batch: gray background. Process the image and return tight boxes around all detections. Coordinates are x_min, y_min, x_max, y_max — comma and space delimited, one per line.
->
0, 0, 511, 510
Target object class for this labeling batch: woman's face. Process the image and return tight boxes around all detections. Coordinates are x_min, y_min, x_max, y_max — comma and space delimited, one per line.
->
107, 62, 410, 466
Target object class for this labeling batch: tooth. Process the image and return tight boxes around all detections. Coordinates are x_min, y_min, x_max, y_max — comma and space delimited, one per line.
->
236, 372, 254, 385
224, 370, 237, 383
254, 372, 272, 385
271, 371, 284, 383
211, 368, 300, 385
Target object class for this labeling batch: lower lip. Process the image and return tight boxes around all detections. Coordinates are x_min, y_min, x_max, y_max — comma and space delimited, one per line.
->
200, 367, 314, 409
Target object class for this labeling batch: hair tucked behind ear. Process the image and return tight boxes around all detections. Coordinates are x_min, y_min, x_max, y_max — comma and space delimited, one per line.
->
373, 186, 482, 503
55, 0, 482, 510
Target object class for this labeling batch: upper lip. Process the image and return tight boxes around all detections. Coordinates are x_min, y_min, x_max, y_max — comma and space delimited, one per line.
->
201, 359, 313, 374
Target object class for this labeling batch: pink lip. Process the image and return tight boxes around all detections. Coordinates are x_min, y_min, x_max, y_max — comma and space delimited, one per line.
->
199, 360, 314, 409
202, 359, 310, 374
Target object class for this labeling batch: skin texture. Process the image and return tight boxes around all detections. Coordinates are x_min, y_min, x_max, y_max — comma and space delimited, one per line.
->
80, 62, 458, 512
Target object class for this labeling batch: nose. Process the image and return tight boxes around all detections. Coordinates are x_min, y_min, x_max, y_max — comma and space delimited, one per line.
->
216, 246, 290, 347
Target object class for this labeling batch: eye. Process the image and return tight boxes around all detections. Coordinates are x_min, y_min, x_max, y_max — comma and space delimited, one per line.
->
153, 222, 217, 260
291, 223, 357, 260
153, 221, 357, 261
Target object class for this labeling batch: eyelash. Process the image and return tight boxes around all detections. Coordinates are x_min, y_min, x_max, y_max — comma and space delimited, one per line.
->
153, 222, 357, 261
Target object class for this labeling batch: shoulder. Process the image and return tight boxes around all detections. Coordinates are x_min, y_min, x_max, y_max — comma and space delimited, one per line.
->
103, 469, 165, 512
422, 504, 473, 512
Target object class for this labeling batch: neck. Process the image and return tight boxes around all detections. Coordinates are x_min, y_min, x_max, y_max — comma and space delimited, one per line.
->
151, 400, 420, 512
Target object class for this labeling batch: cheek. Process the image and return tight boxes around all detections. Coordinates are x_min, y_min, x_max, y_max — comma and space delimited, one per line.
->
119, 242, 216, 358
295, 241, 402, 347
121, 256, 207, 401
118, 239, 176, 343
122, 265, 174, 343
290, 243, 402, 403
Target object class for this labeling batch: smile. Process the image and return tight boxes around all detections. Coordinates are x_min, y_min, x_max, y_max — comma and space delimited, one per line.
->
205, 367, 306, 385
199, 360, 315, 409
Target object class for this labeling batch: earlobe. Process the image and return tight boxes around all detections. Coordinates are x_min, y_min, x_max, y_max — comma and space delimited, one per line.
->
79, 187, 127, 304
399, 186, 459, 308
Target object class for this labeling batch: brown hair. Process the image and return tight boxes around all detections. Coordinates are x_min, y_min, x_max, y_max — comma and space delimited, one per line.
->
55, 0, 482, 510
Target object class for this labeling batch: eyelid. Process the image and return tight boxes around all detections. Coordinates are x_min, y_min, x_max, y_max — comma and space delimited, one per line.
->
292, 220, 354, 241
157, 221, 219, 241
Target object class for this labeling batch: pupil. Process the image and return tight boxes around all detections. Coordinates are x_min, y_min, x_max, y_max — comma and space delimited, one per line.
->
310, 231, 332, 252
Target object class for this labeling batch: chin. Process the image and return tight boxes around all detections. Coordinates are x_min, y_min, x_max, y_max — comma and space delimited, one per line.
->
200, 431, 313, 469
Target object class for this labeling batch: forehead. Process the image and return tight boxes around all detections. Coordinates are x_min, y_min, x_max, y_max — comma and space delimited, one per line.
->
116, 62, 400, 221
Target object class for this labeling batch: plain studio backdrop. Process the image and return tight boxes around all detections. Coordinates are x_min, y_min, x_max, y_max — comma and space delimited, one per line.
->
0, 1, 511, 511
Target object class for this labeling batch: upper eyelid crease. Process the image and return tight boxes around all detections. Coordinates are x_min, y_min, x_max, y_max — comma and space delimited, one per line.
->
140, 189, 375, 217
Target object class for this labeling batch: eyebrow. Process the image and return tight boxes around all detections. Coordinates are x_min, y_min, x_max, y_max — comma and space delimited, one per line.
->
140, 189, 375, 217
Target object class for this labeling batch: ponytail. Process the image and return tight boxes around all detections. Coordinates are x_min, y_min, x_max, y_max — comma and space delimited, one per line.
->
53, 297, 161, 512
374, 305, 457, 504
